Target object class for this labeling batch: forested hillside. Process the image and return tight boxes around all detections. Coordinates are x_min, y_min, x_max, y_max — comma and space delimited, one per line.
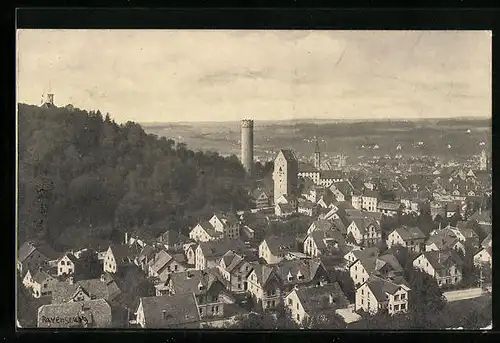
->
18, 104, 252, 251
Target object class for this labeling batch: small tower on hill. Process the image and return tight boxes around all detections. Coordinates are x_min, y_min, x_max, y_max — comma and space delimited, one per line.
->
40, 82, 55, 108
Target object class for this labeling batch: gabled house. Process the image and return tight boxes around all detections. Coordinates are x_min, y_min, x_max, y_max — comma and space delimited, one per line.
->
17, 241, 51, 276
377, 201, 401, 217
329, 181, 355, 202
148, 249, 187, 282
215, 250, 256, 293
155, 269, 225, 318
445, 224, 480, 247
37, 299, 112, 328
425, 231, 465, 255
156, 230, 190, 252
413, 250, 464, 287
344, 247, 378, 266
481, 233, 492, 249
346, 217, 382, 248
135, 245, 157, 273
51, 274, 122, 304
473, 247, 492, 269
297, 200, 318, 217
352, 190, 379, 212
285, 282, 349, 325
24, 270, 57, 298
209, 212, 241, 240
250, 188, 271, 209
103, 244, 134, 274
303, 230, 346, 258
275, 203, 296, 217
307, 219, 342, 235
386, 226, 426, 253
259, 236, 298, 265
349, 252, 403, 287
56, 253, 82, 277
355, 276, 410, 315
189, 221, 222, 243
184, 243, 198, 266
246, 258, 328, 311
135, 293, 201, 328
195, 239, 247, 270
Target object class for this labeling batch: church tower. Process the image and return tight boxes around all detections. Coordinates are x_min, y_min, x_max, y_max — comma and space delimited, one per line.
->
479, 149, 488, 171
314, 139, 321, 170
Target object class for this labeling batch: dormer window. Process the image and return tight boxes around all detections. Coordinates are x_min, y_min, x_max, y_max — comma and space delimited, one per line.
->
297, 271, 304, 280
198, 282, 204, 291
287, 272, 293, 281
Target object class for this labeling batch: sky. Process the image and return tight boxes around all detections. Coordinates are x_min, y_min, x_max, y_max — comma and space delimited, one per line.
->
17, 30, 491, 123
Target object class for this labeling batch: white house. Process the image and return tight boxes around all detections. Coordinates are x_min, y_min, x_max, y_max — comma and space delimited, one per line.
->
57, 253, 81, 276
413, 250, 463, 287
355, 276, 410, 315
473, 247, 492, 268
189, 221, 222, 243
386, 226, 426, 253
259, 236, 298, 265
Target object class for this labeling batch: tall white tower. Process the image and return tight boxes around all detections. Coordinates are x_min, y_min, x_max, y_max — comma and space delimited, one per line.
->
40, 82, 55, 108
272, 149, 298, 205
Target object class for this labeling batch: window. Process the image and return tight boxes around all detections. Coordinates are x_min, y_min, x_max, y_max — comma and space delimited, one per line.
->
297, 314, 300, 321
215, 305, 219, 313
59, 268, 62, 273
61, 261, 65, 265
395, 295, 400, 301
361, 299, 364, 305
401, 303, 406, 310
288, 298, 293, 305
296, 303, 299, 310
43, 283, 47, 288
199, 308, 203, 315
174, 265, 178, 271
238, 276, 242, 281
401, 293, 406, 300
394, 304, 400, 311
361, 289, 364, 295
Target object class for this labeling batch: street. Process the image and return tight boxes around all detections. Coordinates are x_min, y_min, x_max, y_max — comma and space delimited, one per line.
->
443, 285, 491, 302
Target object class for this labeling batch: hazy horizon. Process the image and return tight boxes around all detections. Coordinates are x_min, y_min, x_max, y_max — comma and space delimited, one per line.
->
17, 30, 491, 124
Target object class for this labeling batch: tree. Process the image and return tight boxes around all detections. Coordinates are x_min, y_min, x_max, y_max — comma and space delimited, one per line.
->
305, 312, 346, 329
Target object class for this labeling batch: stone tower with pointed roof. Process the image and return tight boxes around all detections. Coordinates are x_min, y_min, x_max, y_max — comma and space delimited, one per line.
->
272, 149, 298, 205
314, 139, 321, 170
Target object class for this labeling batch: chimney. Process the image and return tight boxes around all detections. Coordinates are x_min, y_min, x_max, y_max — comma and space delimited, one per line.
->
162, 310, 167, 320
100, 274, 106, 282
68, 276, 74, 285
125, 232, 128, 245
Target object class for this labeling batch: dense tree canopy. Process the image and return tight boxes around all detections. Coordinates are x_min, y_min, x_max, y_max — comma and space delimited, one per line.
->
18, 104, 252, 250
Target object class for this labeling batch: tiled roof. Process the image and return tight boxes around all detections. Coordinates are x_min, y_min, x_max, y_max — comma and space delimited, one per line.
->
394, 226, 426, 241
279, 149, 297, 162
167, 269, 222, 296
198, 221, 221, 237
310, 230, 346, 252
157, 230, 189, 246
481, 233, 492, 248
263, 235, 297, 254
32, 270, 53, 284
350, 217, 380, 235
377, 201, 401, 211
420, 250, 463, 271
295, 282, 349, 314
363, 190, 379, 199
18, 242, 37, 262
298, 162, 318, 173
139, 293, 200, 328
109, 244, 134, 265
37, 299, 112, 328
320, 170, 344, 180
365, 276, 408, 303
51, 278, 121, 304
277, 203, 295, 213
274, 258, 325, 286
375, 254, 403, 274
426, 231, 460, 250
149, 250, 173, 275
298, 200, 317, 210
198, 239, 247, 259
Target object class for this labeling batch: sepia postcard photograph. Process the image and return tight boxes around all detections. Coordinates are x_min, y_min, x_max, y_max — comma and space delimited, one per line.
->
16, 29, 492, 330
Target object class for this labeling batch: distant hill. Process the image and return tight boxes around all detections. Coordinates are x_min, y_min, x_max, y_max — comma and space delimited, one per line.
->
142, 117, 491, 161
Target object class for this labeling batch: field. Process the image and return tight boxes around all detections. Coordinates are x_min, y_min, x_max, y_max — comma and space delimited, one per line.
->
142, 118, 491, 163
